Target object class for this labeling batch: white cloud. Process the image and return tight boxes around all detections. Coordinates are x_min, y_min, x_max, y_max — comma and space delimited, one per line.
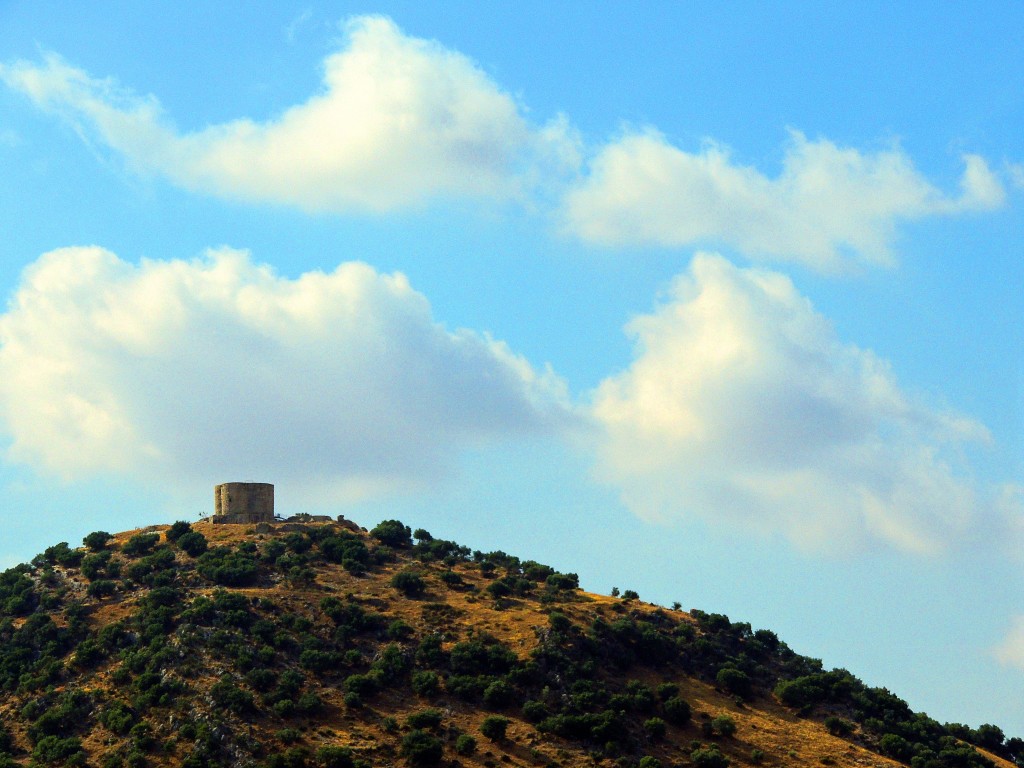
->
563, 130, 1005, 272
1008, 162, 1024, 190
994, 615, 1024, 671
590, 253, 988, 554
0, 17, 575, 212
0, 247, 572, 500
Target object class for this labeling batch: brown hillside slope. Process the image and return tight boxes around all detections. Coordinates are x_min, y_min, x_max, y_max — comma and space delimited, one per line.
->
0, 518, 1015, 768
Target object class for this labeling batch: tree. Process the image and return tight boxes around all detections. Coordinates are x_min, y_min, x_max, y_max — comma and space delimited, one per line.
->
400, 730, 443, 766
716, 667, 752, 699
390, 570, 426, 597
165, 521, 192, 543
480, 716, 510, 742
177, 531, 208, 557
371, 520, 412, 548
83, 531, 112, 551
663, 696, 691, 725
643, 717, 667, 740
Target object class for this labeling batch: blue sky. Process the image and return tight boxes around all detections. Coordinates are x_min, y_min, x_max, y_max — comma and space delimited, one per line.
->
1, 0, 1022, 736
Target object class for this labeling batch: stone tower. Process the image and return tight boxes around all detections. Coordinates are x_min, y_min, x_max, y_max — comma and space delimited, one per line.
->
213, 482, 274, 524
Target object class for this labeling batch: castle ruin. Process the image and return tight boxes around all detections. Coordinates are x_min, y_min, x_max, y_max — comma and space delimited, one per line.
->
213, 482, 274, 524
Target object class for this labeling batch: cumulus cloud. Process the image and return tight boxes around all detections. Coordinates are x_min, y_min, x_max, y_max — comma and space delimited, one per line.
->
994, 615, 1024, 671
563, 130, 1005, 272
590, 253, 988, 554
0, 16, 576, 212
0, 247, 571, 500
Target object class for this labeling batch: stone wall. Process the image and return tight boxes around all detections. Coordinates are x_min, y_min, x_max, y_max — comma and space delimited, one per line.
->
213, 482, 274, 524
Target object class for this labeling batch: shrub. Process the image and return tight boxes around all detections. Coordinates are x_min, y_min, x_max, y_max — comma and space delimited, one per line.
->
622, 589, 640, 600
823, 716, 854, 736
522, 700, 549, 723
165, 521, 192, 543
344, 674, 378, 698
690, 745, 730, 768
643, 717, 667, 740
122, 533, 160, 558
483, 680, 515, 708
639, 758, 662, 768
411, 671, 440, 697
88, 579, 118, 598
400, 730, 443, 766
210, 678, 254, 715
751, 749, 765, 764
83, 531, 113, 551
371, 520, 412, 548
716, 667, 752, 699
711, 715, 737, 738
32, 736, 85, 766
878, 734, 914, 762
545, 572, 579, 591
316, 746, 354, 768
177, 532, 208, 557
480, 715, 510, 742
454, 734, 476, 756
387, 619, 415, 640
100, 701, 137, 735
44, 542, 84, 567
663, 696, 691, 725
657, 683, 679, 700
390, 570, 426, 597
406, 710, 443, 730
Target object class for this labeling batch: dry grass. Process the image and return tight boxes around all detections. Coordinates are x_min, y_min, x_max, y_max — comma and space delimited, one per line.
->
4, 519, 1014, 768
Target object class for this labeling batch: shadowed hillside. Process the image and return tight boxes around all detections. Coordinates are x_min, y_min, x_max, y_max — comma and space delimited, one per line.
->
0, 517, 1019, 768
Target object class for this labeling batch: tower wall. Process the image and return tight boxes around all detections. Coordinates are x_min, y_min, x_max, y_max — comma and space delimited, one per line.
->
213, 482, 274, 524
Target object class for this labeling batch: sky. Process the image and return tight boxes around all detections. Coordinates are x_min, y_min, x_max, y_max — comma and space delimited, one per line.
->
0, 0, 1022, 737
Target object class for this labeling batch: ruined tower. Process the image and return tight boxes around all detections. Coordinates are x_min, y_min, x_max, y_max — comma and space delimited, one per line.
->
213, 482, 274, 524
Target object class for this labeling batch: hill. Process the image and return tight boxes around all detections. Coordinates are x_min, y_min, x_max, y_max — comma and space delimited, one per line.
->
0, 517, 1019, 768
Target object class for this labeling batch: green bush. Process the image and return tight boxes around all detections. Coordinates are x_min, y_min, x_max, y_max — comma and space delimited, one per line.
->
122, 533, 160, 558
400, 730, 443, 766
483, 679, 514, 708
165, 521, 192, 543
83, 531, 113, 551
711, 715, 737, 738
522, 700, 550, 723
100, 701, 137, 735
390, 570, 426, 597
316, 746, 354, 768
480, 715, 510, 742
643, 717, 667, 740
411, 670, 440, 697
716, 667, 752, 698
371, 520, 412, 548
663, 696, 691, 725
406, 709, 443, 730
454, 734, 477, 756
32, 735, 85, 766
88, 579, 118, 598
639, 757, 661, 768
824, 716, 854, 736
176, 532, 208, 557
691, 745, 730, 768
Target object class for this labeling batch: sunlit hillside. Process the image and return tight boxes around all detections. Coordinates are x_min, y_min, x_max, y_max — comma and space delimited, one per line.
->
0, 518, 1018, 768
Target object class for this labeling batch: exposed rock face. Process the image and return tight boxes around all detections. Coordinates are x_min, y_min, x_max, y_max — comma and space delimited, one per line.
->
213, 482, 274, 524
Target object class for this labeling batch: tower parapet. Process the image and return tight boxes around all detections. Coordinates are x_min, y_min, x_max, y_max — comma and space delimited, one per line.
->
213, 482, 274, 524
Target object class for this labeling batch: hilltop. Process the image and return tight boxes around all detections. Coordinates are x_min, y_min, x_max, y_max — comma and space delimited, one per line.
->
0, 517, 1019, 768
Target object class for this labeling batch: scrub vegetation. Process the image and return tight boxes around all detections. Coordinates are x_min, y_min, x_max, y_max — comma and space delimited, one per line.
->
0, 517, 1018, 768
